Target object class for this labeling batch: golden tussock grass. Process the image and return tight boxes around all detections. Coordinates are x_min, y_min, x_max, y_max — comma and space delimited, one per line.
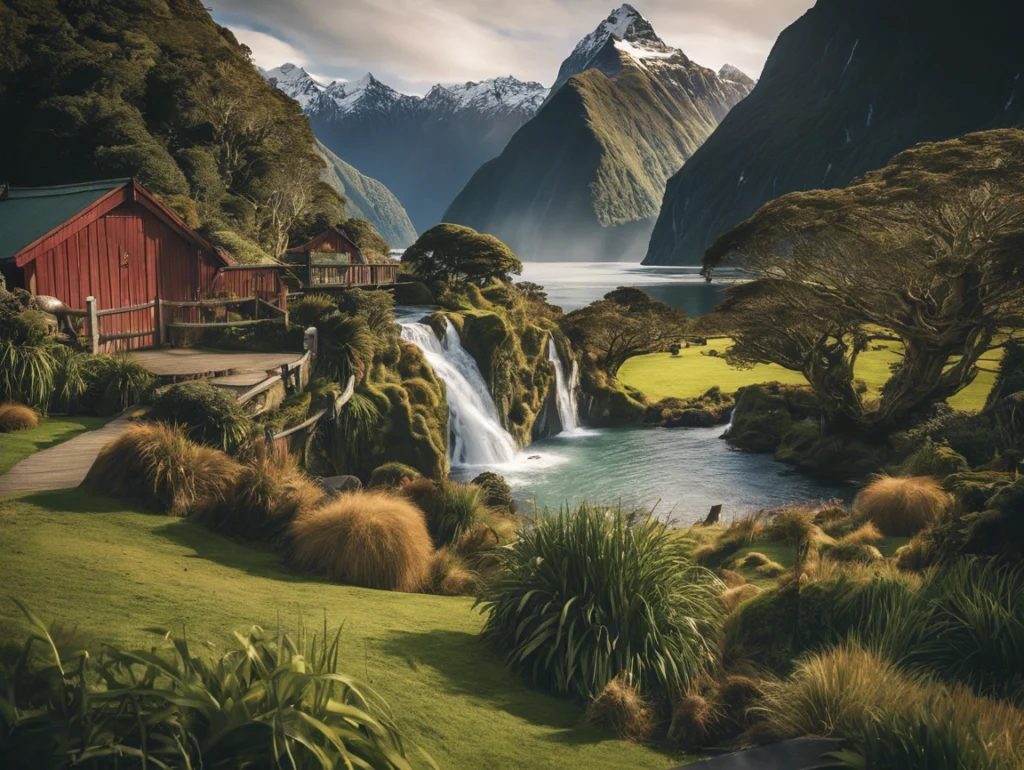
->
733, 551, 771, 568
194, 443, 323, 543
754, 561, 787, 578
895, 534, 933, 572
853, 475, 952, 536
427, 547, 479, 596
720, 584, 760, 613
289, 490, 434, 592
717, 568, 746, 588
586, 674, 655, 743
668, 693, 716, 748
82, 422, 240, 515
0, 402, 38, 432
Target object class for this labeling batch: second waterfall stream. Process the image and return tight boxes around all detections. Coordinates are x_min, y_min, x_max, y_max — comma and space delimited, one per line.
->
399, 318, 518, 467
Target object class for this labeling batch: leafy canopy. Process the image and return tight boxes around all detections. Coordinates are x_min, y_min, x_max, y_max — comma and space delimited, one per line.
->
705, 130, 1024, 433
402, 224, 522, 285
562, 286, 688, 375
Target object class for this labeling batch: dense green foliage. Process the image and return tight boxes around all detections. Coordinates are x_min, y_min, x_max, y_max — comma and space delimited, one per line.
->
148, 381, 254, 451
477, 504, 722, 700
563, 287, 688, 375
402, 224, 522, 286
0, 0, 342, 259
704, 131, 1024, 435
0, 602, 420, 769
339, 217, 393, 264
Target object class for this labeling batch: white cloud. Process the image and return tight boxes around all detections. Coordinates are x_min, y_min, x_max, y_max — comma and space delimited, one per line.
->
211, 0, 813, 93
230, 26, 311, 70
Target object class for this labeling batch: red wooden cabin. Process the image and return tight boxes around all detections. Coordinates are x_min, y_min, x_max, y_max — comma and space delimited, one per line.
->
0, 178, 286, 350
287, 226, 399, 287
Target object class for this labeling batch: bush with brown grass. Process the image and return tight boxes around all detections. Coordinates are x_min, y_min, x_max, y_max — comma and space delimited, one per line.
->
853, 475, 951, 536
194, 443, 323, 543
754, 561, 787, 578
586, 674, 655, 743
819, 522, 884, 565
0, 402, 37, 432
895, 535, 933, 572
426, 548, 478, 596
289, 491, 433, 592
668, 694, 716, 748
82, 422, 239, 515
757, 643, 1024, 770
720, 584, 759, 613
733, 551, 771, 569
717, 568, 746, 588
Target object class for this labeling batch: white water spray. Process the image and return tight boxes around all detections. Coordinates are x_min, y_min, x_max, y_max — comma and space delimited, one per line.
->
400, 319, 518, 467
547, 338, 579, 434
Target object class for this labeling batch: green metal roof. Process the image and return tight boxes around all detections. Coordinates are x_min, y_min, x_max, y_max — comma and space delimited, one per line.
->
0, 179, 130, 260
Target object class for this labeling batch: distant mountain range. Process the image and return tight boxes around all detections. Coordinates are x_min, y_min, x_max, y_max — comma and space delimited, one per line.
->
643, 0, 1024, 265
262, 64, 547, 234
442, 4, 753, 261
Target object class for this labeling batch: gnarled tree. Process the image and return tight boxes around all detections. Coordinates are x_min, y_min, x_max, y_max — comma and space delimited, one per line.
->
401, 224, 522, 286
562, 287, 688, 375
704, 130, 1024, 434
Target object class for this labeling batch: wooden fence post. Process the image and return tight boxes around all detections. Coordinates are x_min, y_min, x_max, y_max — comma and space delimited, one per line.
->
86, 296, 99, 354
304, 326, 318, 357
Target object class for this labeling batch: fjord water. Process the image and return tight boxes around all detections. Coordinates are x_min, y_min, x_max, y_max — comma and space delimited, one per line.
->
518, 261, 729, 314
459, 426, 850, 525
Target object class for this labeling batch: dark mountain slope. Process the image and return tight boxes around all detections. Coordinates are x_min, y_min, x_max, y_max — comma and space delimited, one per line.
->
644, 0, 1024, 265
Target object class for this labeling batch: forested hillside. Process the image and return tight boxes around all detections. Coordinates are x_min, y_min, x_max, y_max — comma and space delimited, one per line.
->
0, 0, 342, 262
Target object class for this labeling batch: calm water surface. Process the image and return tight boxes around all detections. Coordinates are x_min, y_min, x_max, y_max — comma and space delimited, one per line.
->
453, 425, 851, 526
518, 261, 730, 315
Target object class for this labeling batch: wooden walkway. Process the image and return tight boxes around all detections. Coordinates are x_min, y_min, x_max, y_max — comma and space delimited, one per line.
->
130, 349, 302, 382
0, 411, 138, 494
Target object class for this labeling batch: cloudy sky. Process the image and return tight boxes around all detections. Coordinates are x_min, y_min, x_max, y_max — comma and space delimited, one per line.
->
210, 0, 815, 95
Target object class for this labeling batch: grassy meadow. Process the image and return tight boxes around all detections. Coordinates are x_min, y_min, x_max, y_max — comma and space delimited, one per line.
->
619, 337, 1002, 411
0, 489, 683, 770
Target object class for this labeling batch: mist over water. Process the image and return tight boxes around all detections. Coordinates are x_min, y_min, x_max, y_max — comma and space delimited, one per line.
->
518, 261, 731, 315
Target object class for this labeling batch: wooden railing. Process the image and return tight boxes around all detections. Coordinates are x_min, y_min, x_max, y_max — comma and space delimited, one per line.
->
82, 295, 289, 353
308, 264, 400, 288
266, 375, 355, 463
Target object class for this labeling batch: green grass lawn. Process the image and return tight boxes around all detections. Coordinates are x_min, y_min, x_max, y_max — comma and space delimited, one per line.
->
0, 414, 114, 475
0, 490, 686, 770
619, 338, 1001, 411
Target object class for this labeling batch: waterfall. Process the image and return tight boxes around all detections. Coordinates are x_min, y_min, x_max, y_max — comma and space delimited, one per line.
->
547, 338, 579, 434
400, 319, 518, 467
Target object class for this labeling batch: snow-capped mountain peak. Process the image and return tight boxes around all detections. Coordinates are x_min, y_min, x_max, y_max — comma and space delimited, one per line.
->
552, 4, 673, 89
425, 76, 549, 114
261, 63, 330, 109
718, 64, 755, 88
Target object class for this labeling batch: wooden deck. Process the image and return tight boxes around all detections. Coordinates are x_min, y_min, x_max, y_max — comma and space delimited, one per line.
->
130, 349, 304, 383
0, 411, 140, 494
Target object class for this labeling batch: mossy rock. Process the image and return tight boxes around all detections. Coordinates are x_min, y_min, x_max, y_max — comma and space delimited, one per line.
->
392, 281, 434, 306
773, 421, 821, 464
943, 472, 1016, 513
728, 383, 812, 453
894, 439, 970, 478
471, 471, 515, 512
368, 462, 422, 488
403, 377, 440, 409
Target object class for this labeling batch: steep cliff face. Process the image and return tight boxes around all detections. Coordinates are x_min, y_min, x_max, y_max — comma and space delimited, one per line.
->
442, 5, 751, 261
315, 141, 417, 247
644, 0, 1024, 265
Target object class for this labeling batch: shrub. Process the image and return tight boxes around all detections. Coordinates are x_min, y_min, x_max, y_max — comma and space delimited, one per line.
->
720, 584, 759, 613
895, 535, 933, 571
0, 602, 421, 769
82, 423, 239, 515
426, 547, 478, 596
854, 475, 951, 536
148, 381, 254, 451
0, 313, 56, 409
289, 491, 433, 592
290, 293, 337, 328
315, 315, 375, 384
368, 462, 422, 488
0, 402, 37, 432
81, 352, 154, 416
586, 674, 655, 742
476, 504, 723, 699
423, 480, 490, 547
50, 346, 89, 413
895, 438, 970, 478
757, 643, 1024, 770
195, 444, 323, 544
